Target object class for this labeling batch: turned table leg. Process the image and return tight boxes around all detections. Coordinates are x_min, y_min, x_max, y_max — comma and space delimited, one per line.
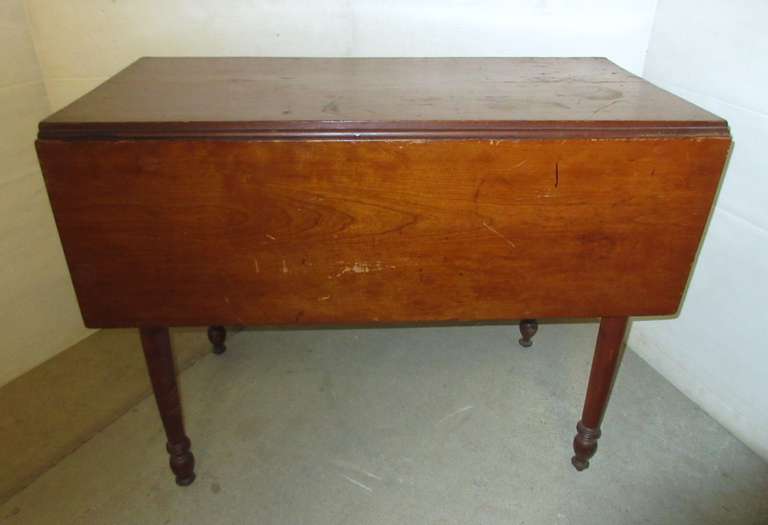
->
140, 327, 196, 486
572, 316, 629, 471
208, 325, 227, 355
518, 319, 538, 347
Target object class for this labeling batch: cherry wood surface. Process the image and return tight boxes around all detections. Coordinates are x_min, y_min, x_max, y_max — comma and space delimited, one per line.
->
39, 57, 727, 140
139, 327, 195, 486
572, 316, 629, 471
38, 137, 728, 327
35, 57, 732, 480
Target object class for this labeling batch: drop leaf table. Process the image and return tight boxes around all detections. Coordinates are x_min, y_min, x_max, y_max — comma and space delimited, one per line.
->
36, 57, 730, 485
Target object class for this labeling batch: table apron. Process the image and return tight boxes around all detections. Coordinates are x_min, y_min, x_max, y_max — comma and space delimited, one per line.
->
36, 137, 730, 327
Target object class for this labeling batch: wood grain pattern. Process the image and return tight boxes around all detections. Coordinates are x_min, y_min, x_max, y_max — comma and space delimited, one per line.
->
37, 137, 729, 328
38, 58, 727, 140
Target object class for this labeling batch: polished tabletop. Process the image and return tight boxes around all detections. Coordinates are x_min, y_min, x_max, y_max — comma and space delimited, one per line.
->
40, 57, 726, 139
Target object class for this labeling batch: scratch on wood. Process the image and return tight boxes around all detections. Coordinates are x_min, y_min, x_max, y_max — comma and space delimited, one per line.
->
555, 162, 559, 188
481, 221, 516, 248
473, 177, 485, 203
334, 261, 395, 278
265, 234, 277, 241
282, 259, 289, 274
592, 99, 620, 115
512, 159, 528, 168
253, 259, 260, 272
318, 295, 331, 301
222, 296, 243, 323
322, 100, 339, 114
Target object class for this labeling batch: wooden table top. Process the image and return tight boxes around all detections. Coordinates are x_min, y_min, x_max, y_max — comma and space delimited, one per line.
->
39, 57, 727, 140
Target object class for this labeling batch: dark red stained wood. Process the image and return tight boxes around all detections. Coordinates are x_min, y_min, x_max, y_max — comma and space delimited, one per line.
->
139, 327, 195, 485
37, 137, 729, 328
38, 57, 728, 140
572, 316, 629, 471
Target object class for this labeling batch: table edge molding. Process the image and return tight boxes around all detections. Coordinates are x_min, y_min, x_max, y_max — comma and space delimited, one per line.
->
37, 121, 730, 141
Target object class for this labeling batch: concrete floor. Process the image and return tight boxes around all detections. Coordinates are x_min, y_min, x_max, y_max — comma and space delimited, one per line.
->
1, 322, 767, 524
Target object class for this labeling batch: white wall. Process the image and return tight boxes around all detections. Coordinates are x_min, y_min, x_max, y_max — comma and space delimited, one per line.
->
23, 0, 659, 111
0, 1, 91, 387
631, 0, 768, 460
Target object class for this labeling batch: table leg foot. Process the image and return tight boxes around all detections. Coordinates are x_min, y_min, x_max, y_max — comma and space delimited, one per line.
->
140, 327, 196, 486
208, 325, 227, 355
571, 421, 601, 471
571, 316, 628, 471
167, 436, 196, 486
518, 319, 538, 348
